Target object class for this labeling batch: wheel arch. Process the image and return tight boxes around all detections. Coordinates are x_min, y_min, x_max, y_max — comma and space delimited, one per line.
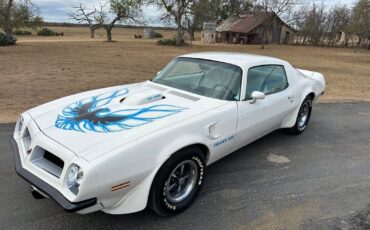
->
170, 143, 210, 163
281, 89, 316, 128
306, 92, 315, 103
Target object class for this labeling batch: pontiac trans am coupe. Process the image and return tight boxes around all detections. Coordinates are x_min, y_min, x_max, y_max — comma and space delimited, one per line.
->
10, 52, 325, 216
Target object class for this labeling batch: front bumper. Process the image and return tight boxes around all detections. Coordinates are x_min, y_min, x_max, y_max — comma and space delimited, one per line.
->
10, 137, 97, 213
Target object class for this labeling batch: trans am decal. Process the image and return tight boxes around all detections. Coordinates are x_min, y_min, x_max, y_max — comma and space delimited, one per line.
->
213, 135, 235, 148
55, 88, 186, 133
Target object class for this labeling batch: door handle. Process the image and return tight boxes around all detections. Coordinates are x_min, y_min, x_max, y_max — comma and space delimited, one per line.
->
288, 95, 294, 100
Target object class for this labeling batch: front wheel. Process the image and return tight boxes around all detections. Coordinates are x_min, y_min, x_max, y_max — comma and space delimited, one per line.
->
289, 97, 313, 135
149, 147, 205, 216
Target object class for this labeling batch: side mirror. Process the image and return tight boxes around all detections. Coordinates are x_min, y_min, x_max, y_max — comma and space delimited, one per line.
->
249, 91, 265, 104
157, 71, 161, 76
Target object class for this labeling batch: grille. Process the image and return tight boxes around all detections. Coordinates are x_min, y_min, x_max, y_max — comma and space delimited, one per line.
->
22, 128, 31, 153
31, 146, 64, 178
43, 151, 64, 169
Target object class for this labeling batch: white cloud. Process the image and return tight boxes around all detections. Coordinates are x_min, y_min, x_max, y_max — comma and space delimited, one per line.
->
33, 0, 166, 26
33, 0, 357, 25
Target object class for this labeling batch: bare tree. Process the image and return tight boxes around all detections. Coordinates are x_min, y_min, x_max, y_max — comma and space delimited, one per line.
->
103, 0, 142, 42
305, 4, 327, 46
292, 1, 368, 49
326, 5, 351, 47
294, 3, 353, 47
214, 0, 253, 20
351, 0, 370, 48
26, 15, 43, 30
191, 0, 253, 31
254, 0, 301, 49
0, 0, 36, 35
69, 3, 105, 38
156, 0, 194, 46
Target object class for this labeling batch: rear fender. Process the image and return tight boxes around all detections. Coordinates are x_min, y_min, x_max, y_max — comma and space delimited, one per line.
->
297, 69, 326, 100
281, 68, 325, 128
281, 88, 316, 128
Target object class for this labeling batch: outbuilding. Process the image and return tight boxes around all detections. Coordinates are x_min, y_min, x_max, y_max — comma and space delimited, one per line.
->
216, 12, 296, 45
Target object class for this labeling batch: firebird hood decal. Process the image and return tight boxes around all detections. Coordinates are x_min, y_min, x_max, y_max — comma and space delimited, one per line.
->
28, 82, 228, 156
55, 88, 187, 133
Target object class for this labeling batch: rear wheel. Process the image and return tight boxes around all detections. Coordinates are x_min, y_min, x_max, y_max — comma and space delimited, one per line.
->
289, 97, 313, 135
149, 147, 205, 216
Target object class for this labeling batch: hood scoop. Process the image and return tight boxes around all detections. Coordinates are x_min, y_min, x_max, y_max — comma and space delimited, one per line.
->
121, 89, 165, 106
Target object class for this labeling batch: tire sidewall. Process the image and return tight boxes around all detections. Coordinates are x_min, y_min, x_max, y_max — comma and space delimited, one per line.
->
150, 147, 205, 215
296, 98, 312, 133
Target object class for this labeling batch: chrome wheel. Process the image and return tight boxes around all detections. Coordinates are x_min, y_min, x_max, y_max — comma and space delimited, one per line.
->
165, 160, 199, 204
298, 102, 310, 130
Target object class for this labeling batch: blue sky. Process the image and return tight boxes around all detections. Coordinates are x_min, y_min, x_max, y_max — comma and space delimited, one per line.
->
33, 0, 358, 25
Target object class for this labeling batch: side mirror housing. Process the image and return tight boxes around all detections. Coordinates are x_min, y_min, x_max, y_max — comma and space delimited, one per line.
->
249, 91, 265, 104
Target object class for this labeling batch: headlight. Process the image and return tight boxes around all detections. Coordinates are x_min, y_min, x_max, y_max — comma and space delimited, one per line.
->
67, 164, 83, 194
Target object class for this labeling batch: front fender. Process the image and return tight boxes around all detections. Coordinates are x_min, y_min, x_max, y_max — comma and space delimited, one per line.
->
94, 102, 235, 214
102, 134, 210, 214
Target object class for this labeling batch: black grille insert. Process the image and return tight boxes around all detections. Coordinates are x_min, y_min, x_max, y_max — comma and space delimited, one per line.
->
44, 151, 64, 169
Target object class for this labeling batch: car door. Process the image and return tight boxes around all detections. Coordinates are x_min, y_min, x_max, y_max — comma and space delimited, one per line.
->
233, 65, 296, 150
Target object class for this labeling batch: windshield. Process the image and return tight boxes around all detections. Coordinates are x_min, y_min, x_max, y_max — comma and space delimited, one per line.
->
152, 57, 242, 101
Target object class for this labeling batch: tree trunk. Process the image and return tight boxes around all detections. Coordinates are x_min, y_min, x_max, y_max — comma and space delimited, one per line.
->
90, 26, 95, 38
357, 36, 362, 47
3, 1, 14, 36
90, 27, 95, 39
3, 23, 13, 36
106, 28, 112, 42
343, 34, 349, 47
190, 29, 194, 42
302, 35, 307, 45
261, 25, 266, 49
176, 24, 182, 46
3, 8, 13, 36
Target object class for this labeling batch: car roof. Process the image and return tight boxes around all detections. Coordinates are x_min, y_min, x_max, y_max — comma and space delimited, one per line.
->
179, 52, 288, 68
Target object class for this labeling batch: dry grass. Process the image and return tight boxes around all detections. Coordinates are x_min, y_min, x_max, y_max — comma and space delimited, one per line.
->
0, 27, 369, 123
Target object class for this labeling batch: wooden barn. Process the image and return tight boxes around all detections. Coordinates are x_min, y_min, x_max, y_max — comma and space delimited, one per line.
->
216, 13, 296, 45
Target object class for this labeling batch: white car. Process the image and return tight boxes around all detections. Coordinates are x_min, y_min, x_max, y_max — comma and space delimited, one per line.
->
11, 52, 325, 216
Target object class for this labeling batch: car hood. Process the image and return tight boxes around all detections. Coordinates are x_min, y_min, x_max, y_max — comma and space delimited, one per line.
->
28, 81, 226, 160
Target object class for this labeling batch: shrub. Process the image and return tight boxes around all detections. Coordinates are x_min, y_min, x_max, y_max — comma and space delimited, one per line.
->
156, 38, 177, 46
156, 38, 186, 46
0, 33, 17, 46
37, 28, 56, 36
14, 30, 32, 35
153, 32, 163, 38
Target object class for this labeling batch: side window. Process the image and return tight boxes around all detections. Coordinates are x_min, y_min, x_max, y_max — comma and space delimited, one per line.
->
245, 65, 288, 99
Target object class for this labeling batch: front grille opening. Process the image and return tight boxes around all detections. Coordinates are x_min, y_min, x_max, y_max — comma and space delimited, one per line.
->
44, 151, 64, 169
31, 146, 64, 178
22, 128, 31, 151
